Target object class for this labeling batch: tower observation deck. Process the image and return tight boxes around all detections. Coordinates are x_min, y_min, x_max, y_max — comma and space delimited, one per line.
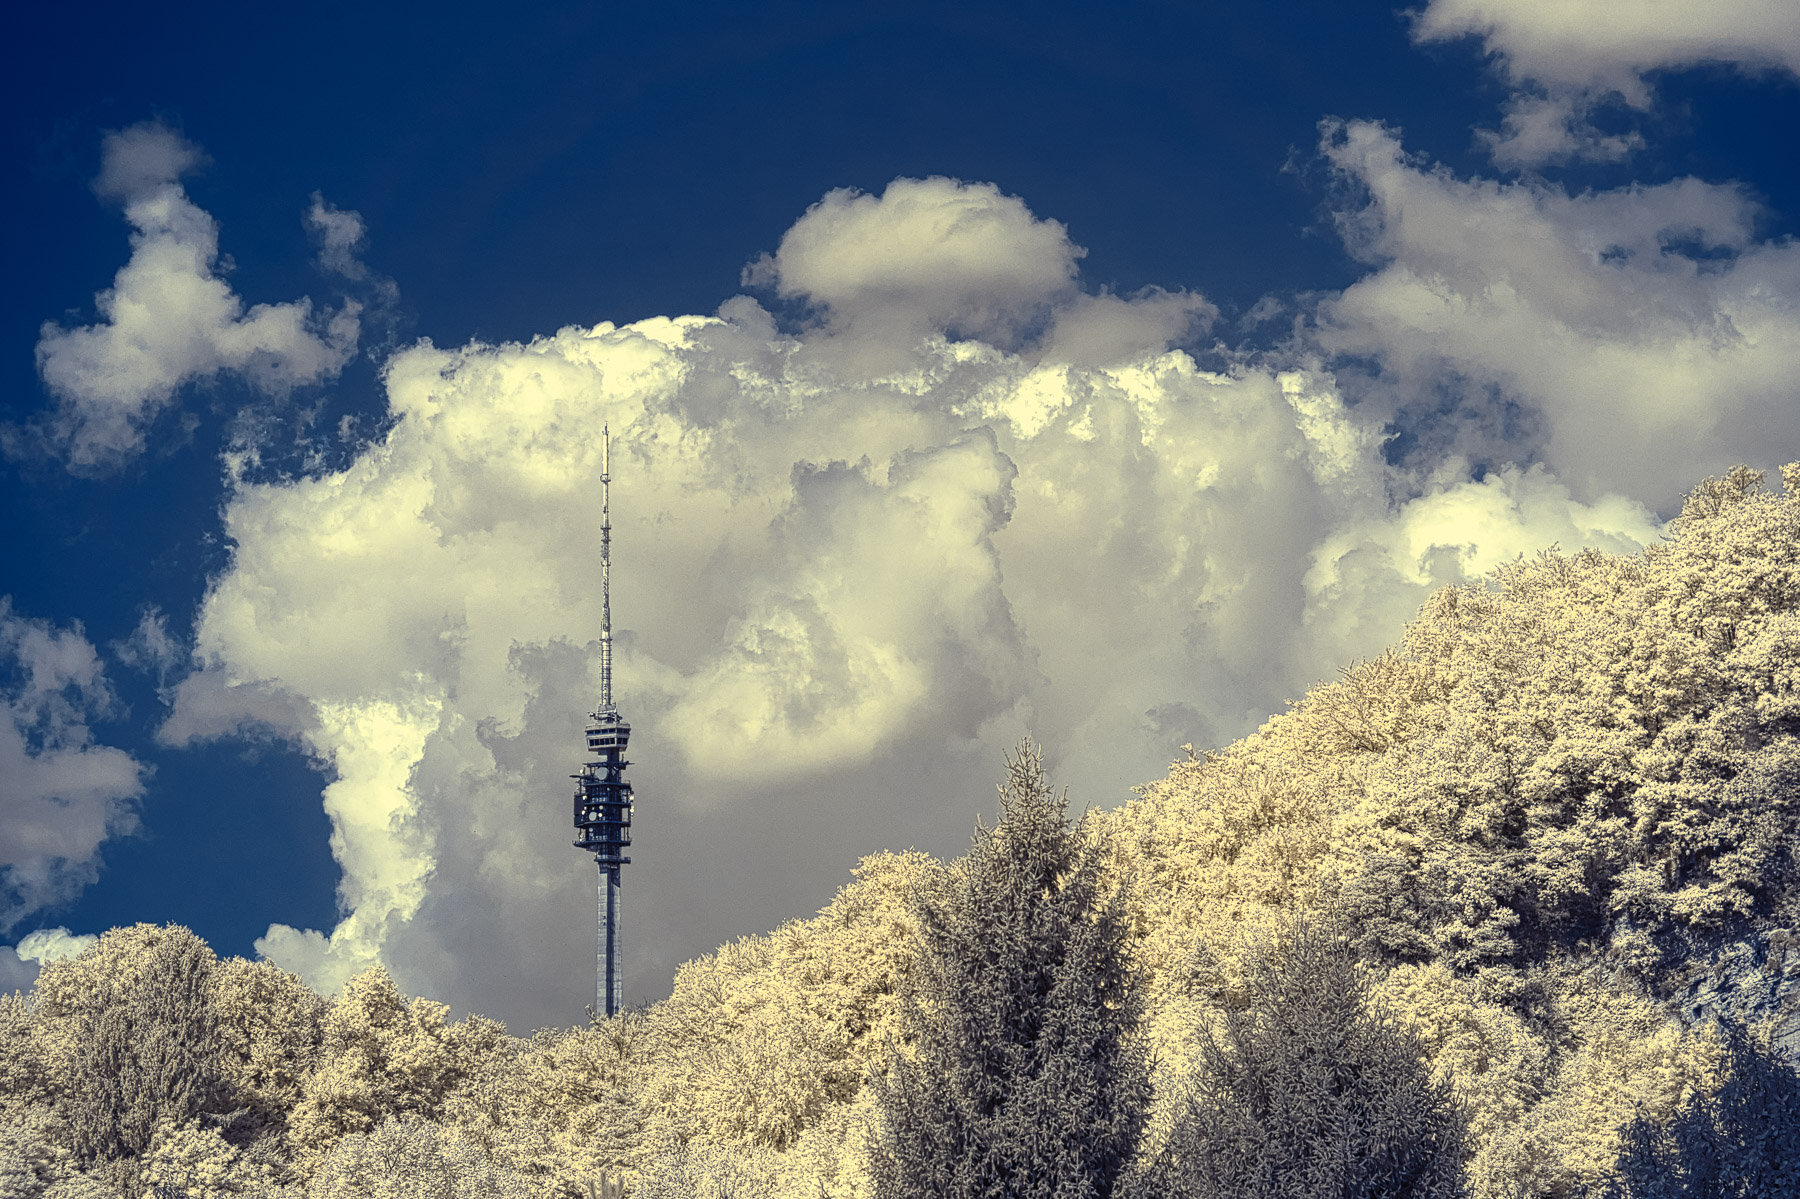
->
572, 424, 633, 1019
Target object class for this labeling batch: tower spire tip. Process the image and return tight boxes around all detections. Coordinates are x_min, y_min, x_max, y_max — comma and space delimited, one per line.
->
599, 424, 615, 717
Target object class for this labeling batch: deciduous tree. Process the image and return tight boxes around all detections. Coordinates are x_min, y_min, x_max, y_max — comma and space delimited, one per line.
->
1583, 1014, 1800, 1199
59, 925, 227, 1164
1137, 910, 1471, 1199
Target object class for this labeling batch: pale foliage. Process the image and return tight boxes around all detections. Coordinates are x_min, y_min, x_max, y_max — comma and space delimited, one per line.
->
438, 1014, 644, 1196
33, 924, 185, 1019
1469, 978, 1726, 1199
211, 957, 327, 1128
1135, 909, 1469, 1199
41, 1175, 122, 1199
0, 991, 56, 1121
1111, 465, 1800, 1000
139, 1117, 293, 1198
2, 1106, 131, 1198
303, 1115, 529, 1199
1366, 961, 1549, 1150
1, 1108, 69, 1199
1328, 466, 1800, 978
10, 464, 1800, 1198
866, 742, 1152, 1199
1371, 959, 1726, 1198
685, 986, 856, 1150
285, 966, 506, 1169
634, 851, 944, 1163
54, 925, 226, 1163
1098, 464, 1800, 1197
282, 850, 934, 1197
31, 925, 198, 1109
634, 1138, 787, 1199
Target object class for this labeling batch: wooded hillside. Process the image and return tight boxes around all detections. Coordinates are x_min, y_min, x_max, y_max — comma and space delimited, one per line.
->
5, 466, 1800, 1198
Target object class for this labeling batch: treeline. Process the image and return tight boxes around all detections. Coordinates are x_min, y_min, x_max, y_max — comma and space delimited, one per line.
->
7, 466, 1800, 1197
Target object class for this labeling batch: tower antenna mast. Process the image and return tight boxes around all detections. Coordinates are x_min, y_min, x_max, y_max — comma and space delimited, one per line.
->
571, 423, 635, 1019
600, 426, 614, 714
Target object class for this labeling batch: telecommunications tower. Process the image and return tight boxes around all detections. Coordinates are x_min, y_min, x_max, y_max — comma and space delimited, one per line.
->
572, 424, 634, 1019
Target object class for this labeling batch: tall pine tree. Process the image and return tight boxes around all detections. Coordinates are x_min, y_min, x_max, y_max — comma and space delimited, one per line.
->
867, 740, 1153, 1199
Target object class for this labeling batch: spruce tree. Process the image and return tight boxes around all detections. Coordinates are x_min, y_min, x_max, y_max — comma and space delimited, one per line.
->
1583, 1014, 1800, 1199
1134, 909, 1471, 1199
866, 740, 1153, 1199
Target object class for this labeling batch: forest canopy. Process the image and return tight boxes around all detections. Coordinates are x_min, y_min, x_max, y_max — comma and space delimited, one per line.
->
4, 465, 1800, 1198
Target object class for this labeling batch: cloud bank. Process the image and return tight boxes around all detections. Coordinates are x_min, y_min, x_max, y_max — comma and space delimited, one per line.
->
22, 24, 1793, 1033
25, 123, 360, 471
1315, 118, 1800, 510
152, 177, 1675, 1030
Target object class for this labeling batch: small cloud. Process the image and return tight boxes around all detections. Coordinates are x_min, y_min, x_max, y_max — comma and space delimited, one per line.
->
91, 122, 207, 204
744, 176, 1085, 349
17, 123, 360, 472
1479, 90, 1644, 169
113, 606, 185, 690
14, 925, 97, 965
0, 600, 145, 933
305, 192, 399, 308
3, 928, 98, 996
1241, 295, 1286, 330
305, 192, 370, 279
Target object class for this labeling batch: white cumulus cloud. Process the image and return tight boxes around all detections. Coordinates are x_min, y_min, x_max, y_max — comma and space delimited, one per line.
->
1414, 0, 1800, 165
743, 176, 1212, 363
0, 926, 100, 994
15, 926, 98, 966
745, 176, 1081, 342
25, 123, 360, 471
1312, 119, 1800, 511
0, 601, 145, 933
159, 176, 1670, 1029
1305, 465, 1664, 662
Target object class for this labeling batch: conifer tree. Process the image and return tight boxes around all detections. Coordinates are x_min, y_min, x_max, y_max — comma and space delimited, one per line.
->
1135, 910, 1471, 1199
1583, 1014, 1800, 1199
866, 740, 1153, 1199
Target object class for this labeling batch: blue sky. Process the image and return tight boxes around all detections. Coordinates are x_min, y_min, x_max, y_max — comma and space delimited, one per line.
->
4, 1, 1799, 1032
